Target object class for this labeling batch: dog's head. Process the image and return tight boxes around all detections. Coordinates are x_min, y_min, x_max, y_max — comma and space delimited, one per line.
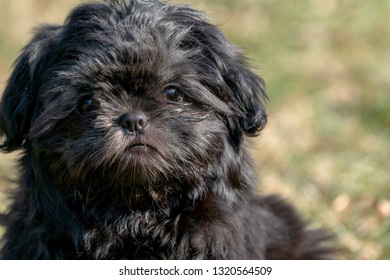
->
0, 0, 267, 199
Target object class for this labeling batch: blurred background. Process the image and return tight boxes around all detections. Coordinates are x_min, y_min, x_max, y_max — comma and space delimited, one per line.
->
0, 0, 389, 259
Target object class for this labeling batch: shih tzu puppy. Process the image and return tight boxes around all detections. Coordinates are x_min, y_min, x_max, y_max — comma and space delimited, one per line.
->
0, 0, 331, 259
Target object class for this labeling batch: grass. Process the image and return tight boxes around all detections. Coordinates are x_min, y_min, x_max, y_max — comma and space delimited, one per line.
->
0, 0, 389, 259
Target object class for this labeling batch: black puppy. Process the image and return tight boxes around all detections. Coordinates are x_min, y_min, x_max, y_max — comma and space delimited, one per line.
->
0, 0, 330, 259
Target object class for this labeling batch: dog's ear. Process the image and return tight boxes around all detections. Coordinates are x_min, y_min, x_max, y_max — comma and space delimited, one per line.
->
222, 54, 268, 137
0, 25, 61, 152
204, 32, 268, 138
178, 16, 268, 137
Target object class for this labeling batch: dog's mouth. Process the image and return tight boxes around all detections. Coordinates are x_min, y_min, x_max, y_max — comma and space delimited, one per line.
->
126, 138, 153, 153
127, 143, 147, 151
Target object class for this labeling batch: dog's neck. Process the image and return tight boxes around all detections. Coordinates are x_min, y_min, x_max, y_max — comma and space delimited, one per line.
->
22, 141, 255, 219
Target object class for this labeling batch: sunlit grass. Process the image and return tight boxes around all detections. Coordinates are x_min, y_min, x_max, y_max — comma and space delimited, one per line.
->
0, 0, 389, 259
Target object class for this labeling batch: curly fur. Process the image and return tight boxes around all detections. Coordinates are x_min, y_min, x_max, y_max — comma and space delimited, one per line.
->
0, 0, 331, 259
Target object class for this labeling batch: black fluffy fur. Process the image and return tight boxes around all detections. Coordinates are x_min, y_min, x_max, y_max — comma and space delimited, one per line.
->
0, 0, 331, 259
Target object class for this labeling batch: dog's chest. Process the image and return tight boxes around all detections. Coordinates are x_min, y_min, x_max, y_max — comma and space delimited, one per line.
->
79, 210, 188, 259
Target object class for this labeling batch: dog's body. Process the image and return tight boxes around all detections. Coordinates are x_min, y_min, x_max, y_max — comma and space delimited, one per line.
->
0, 0, 330, 259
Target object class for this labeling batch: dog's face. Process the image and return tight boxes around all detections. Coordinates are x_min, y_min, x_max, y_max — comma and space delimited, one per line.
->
0, 0, 267, 201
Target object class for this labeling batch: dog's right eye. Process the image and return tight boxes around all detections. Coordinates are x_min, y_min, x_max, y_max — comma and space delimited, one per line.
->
164, 87, 182, 103
78, 96, 93, 112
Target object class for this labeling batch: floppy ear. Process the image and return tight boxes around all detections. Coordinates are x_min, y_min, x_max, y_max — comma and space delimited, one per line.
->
206, 32, 268, 137
0, 25, 61, 152
223, 55, 268, 137
178, 14, 268, 137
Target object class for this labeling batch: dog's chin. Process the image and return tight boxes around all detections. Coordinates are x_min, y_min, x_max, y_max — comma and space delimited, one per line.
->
94, 136, 208, 200
102, 139, 177, 186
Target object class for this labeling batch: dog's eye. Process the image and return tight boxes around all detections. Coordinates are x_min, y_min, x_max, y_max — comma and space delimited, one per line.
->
78, 96, 93, 112
165, 88, 182, 102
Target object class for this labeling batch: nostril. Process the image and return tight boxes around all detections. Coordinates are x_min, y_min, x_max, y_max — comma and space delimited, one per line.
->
119, 112, 148, 133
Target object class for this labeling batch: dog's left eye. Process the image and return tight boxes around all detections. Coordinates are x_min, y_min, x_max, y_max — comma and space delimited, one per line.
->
165, 88, 182, 102
78, 96, 93, 112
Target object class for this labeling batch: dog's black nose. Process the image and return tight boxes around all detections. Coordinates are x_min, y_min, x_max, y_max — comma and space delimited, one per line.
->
119, 112, 148, 133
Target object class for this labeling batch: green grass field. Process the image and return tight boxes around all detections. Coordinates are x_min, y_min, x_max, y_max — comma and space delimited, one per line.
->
0, 0, 389, 259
